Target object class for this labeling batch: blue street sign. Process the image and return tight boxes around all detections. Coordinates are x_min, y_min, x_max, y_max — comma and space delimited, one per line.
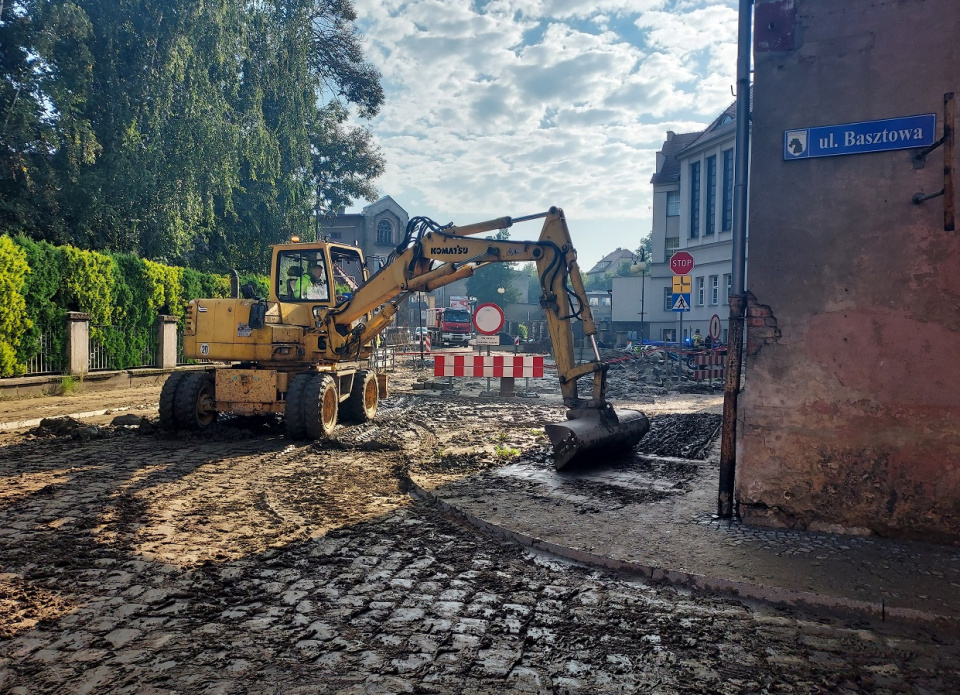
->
784, 113, 936, 160
672, 293, 691, 312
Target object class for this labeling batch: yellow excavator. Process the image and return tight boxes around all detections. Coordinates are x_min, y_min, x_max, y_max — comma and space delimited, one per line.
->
162, 207, 649, 469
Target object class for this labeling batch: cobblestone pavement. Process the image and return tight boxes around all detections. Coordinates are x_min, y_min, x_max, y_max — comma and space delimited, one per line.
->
1, 400, 960, 693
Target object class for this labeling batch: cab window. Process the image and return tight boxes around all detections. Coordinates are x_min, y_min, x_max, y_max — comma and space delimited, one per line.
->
330, 248, 365, 303
278, 251, 329, 302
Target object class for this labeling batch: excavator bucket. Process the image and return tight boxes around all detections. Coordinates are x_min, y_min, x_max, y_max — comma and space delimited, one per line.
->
545, 408, 650, 471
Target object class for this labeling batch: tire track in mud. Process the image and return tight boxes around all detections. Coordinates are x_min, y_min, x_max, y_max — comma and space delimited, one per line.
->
3, 396, 960, 693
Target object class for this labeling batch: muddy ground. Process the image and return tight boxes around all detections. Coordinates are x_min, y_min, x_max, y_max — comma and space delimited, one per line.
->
1, 352, 959, 693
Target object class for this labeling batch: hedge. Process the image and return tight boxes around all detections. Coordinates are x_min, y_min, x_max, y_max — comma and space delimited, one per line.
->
0, 237, 31, 376
2, 235, 266, 376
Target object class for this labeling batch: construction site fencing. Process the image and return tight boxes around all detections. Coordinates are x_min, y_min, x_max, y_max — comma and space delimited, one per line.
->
369, 346, 398, 372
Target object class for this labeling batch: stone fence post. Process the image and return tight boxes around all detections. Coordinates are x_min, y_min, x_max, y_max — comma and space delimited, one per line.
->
66, 312, 91, 375
157, 315, 179, 369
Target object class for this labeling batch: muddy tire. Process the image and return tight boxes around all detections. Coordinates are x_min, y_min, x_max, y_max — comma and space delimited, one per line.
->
284, 373, 313, 440
174, 371, 218, 430
159, 371, 189, 430
344, 370, 379, 423
302, 374, 338, 439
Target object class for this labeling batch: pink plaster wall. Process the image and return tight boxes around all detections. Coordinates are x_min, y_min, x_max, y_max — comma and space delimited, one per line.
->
739, 0, 960, 542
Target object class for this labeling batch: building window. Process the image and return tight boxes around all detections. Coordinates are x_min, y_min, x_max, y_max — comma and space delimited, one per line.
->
376, 219, 393, 245
663, 287, 673, 312
696, 276, 705, 306
589, 296, 600, 306
710, 275, 719, 305
705, 155, 716, 236
722, 149, 734, 232
328, 232, 342, 240
601, 296, 611, 306
665, 237, 679, 262
662, 329, 675, 342
666, 190, 680, 217
689, 161, 701, 239
724, 273, 732, 304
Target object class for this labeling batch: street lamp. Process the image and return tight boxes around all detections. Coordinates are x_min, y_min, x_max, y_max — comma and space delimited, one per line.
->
630, 249, 648, 342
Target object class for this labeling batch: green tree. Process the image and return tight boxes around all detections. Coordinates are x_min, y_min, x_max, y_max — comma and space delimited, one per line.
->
465, 231, 522, 306
637, 233, 652, 267
2, 0, 385, 273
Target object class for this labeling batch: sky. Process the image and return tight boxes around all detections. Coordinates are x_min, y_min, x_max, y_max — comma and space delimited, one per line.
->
349, 0, 740, 271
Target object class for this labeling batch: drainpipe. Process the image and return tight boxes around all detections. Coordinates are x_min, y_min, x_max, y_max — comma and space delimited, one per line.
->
718, 0, 753, 519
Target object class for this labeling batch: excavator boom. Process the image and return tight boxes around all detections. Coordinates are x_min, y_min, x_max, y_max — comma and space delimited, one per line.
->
176, 206, 648, 469
328, 206, 648, 469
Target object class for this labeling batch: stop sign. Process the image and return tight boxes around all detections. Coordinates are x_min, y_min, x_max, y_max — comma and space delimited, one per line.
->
670, 251, 695, 275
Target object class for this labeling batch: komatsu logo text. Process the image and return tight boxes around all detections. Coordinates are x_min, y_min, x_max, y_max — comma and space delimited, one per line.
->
431, 246, 469, 255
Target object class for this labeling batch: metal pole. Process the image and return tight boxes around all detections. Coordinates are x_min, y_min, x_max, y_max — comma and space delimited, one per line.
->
640, 272, 646, 341
678, 312, 683, 381
718, 0, 753, 519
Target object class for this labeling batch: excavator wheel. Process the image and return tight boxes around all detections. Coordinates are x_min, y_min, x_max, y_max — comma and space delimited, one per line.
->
343, 370, 379, 423
158, 370, 189, 430
284, 373, 313, 440
303, 374, 339, 439
286, 373, 338, 440
174, 371, 218, 431
303, 374, 340, 439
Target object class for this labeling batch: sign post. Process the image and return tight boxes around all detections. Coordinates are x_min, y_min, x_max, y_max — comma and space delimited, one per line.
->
473, 303, 505, 396
669, 253, 695, 382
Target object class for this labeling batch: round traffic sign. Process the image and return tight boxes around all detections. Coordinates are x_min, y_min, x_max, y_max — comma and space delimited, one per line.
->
473, 303, 505, 335
709, 314, 722, 340
669, 251, 695, 275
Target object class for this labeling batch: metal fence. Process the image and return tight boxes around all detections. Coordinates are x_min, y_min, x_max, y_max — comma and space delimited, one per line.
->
24, 329, 65, 376
90, 325, 158, 371
369, 346, 397, 372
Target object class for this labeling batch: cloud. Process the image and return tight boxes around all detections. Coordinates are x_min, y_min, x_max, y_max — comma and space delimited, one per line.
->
350, 0, 739, 267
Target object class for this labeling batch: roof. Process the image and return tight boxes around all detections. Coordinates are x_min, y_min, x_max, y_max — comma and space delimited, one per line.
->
679, 101, 738, 156
650, 131, 702, 185
651, 100, 746, 185
586, 248, 637, 275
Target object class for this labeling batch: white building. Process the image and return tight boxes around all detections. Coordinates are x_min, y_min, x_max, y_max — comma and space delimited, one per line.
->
640, 102, 742, 344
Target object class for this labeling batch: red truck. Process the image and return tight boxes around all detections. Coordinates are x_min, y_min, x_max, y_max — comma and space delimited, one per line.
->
426, 305, 473, 347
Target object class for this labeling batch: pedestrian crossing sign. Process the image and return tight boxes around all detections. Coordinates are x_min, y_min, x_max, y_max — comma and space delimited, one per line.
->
672, 293, 691, 312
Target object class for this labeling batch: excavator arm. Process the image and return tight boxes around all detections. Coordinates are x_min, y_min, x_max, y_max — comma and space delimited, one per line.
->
322, 207, 649, 469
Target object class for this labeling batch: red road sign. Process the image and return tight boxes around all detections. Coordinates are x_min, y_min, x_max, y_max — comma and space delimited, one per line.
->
670, 251, 695, 275
473, 303, 505, 335
709, 314, 722, 340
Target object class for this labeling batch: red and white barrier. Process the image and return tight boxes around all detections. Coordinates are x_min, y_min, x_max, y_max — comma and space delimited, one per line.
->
693, 352, 725, 380
434, 355, 544, 378
417, 334, 431, 353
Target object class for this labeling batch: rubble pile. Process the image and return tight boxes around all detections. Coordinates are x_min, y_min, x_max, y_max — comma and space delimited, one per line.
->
599, 348, 722, 399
